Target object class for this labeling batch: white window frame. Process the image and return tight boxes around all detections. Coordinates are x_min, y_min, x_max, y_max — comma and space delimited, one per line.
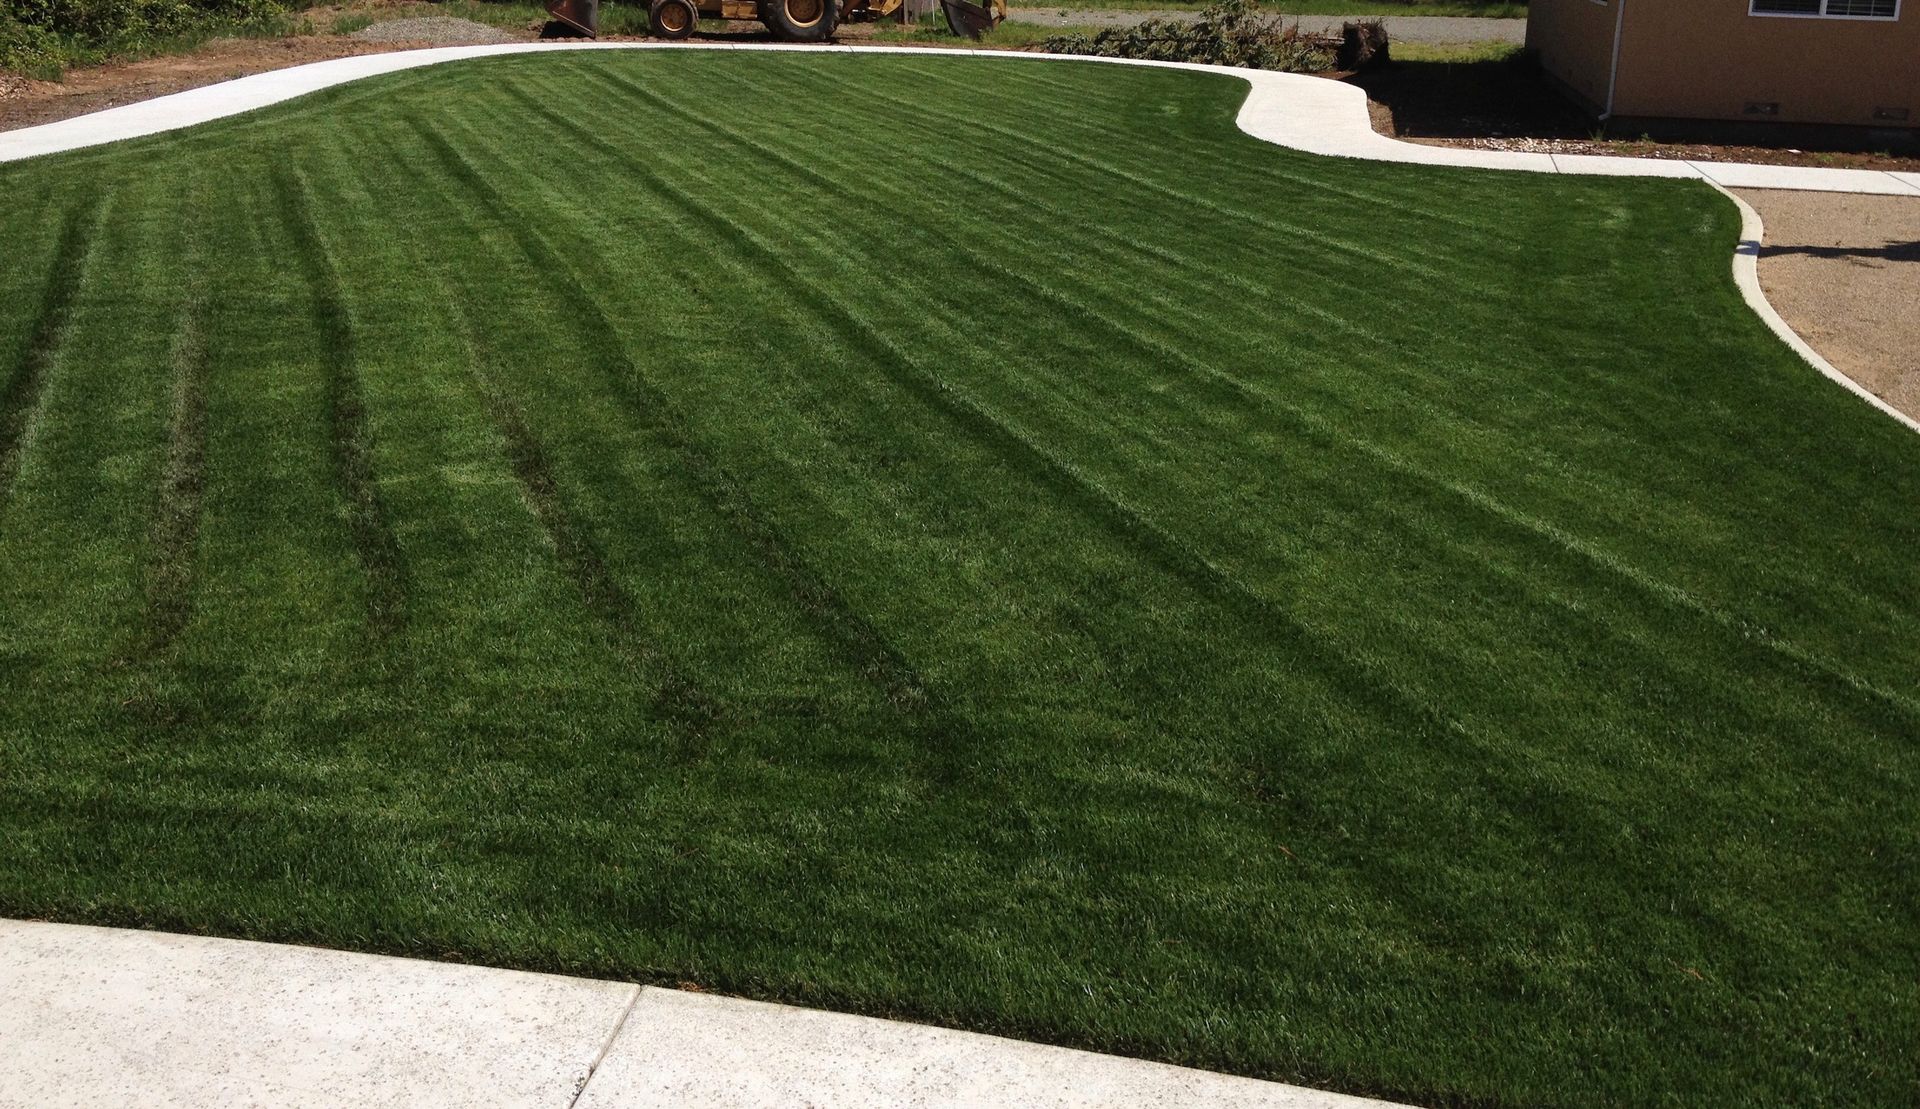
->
1749, 0, 1901, 20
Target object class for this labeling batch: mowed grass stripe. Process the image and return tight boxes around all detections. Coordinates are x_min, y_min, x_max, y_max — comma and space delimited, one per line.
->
136, 188, 212, 657
486, 69, 1639, 757
727, 62, 1920, 705
439, 81, 1146, 718
599, 56, 1574, 481
405, 115, 934, 723
169, 167, 388, 699
497, 91, 1278, 618
418, 114, 929, 717
286, 128, 696, 764
641, 67, 1575, 512
585, 63, 1641, 523
889, 55, 1518, 252
352, 121, 845, 719
1, 179, 216, 672
454, 90, 1380, 787
402, 106, 1009, 793
272, 167, 409, 635
475, 72, 1509, 820
0, 186, 66, 412
885, 60, 1496, 288
1, 52, 1917, 1107
455, 75, 1282, 732
836, 63, 1737, 432
0, 194, 106, 502
464, 62, 1920, 794
593, 65, 1317, 438
361, 138, 727, 732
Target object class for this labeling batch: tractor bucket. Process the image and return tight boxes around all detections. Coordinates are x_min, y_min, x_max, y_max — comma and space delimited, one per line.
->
545, 0, 600, 36
940, 0, 1002, 39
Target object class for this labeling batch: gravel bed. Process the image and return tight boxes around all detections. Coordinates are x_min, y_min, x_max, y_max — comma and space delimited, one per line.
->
350, 17, 527, 45
1740, 189, 1920, 422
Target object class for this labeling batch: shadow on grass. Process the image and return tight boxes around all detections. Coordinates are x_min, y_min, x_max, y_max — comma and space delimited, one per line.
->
1347, 54, 1594, 142
1351, 52, 1920, 161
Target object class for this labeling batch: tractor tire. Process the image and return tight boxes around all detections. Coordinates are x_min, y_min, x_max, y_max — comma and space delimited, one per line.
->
759, 0, 837, 42
649, 0, 698, 38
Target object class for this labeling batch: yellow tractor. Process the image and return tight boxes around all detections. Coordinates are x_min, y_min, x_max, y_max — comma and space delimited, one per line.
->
545, 0, 1004, 44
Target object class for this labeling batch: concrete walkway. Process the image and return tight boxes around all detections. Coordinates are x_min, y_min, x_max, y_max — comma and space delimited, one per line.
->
0, 920, 1396, 1108
1005, 10, 1526, 42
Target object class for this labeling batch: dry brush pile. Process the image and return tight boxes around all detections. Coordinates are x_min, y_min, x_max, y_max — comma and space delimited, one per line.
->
1042, 0, 1389, 73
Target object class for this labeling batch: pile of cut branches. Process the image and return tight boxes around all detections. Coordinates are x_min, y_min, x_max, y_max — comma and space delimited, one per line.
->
1044, 2, 1389, 74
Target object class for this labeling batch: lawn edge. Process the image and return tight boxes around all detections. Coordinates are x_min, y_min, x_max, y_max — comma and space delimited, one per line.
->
0, 918, 1405, 1107
1706, 182, 1920, 436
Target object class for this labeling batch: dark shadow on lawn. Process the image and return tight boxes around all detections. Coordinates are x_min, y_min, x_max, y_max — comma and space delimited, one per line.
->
1350, 55, 1920, 162
1347, 55, 1594, 142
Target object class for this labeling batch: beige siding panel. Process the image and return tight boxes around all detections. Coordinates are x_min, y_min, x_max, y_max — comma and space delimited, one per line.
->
1525, 0, 1623, 112
1613, 0, 1920, 125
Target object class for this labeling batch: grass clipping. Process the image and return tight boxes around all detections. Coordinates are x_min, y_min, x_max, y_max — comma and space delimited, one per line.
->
1044, 0, 1363, 73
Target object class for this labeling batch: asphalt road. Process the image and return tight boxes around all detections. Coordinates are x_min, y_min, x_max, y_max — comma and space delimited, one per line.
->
1005, 9, 1526, 42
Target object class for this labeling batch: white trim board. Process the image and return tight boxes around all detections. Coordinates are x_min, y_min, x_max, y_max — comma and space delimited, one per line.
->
1748, 0, 1902, 22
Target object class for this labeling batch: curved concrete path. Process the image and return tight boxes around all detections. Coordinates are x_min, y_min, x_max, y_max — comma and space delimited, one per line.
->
0, 919, 1396, 1108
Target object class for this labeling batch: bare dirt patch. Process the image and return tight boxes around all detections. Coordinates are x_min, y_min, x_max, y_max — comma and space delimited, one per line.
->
0, 25, 1019, 133
0, 37, 443, 132
1737, 190, 1920, 423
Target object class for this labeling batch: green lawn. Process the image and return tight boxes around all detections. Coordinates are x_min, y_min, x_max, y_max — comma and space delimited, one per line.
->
2, 51, 1916, 1107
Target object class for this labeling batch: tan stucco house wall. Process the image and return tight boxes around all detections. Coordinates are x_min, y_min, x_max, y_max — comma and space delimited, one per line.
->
1526, 0, 1920, 129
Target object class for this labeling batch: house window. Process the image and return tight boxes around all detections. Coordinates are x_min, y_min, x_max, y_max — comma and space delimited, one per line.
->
1751, 0, 1899, 17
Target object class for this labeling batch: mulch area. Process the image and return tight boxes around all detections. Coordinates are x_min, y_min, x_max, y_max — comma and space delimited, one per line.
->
1347, 58, 1920, 174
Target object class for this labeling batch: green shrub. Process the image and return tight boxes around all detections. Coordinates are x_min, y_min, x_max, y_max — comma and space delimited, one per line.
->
0, 15, 68, 78
1044, 0, 1337, 72
2, 0, 287, 77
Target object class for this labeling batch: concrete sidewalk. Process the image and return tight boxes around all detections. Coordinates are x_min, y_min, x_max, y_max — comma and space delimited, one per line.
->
0, 920, 1400, 1108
